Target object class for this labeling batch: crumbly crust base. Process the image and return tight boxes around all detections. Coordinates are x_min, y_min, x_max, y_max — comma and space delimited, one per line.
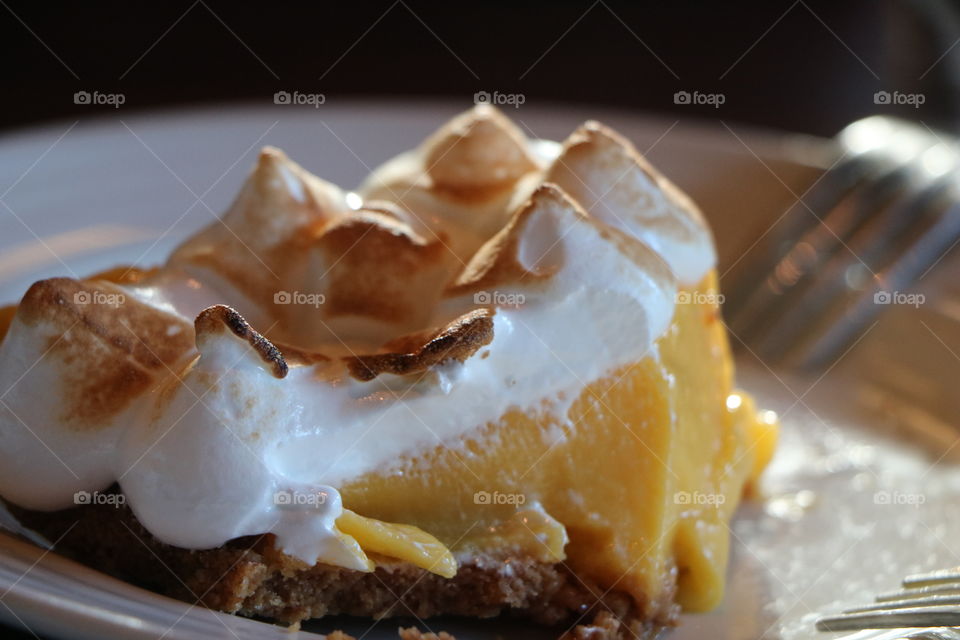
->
7, 498, 677, 640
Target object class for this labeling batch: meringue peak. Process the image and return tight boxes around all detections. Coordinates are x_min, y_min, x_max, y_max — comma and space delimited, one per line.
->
241, 146, 345, 243
421, 105, 539, 195
195, 305, 287, 379
305, 208, 452, 337
448, 183, 582, 295
545, 120, 715, 284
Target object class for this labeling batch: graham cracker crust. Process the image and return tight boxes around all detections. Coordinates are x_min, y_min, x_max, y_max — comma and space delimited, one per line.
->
7, 495, 678, 640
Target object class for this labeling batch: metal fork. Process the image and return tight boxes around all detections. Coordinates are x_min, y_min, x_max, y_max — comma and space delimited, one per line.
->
723, 116, 960, 369
818, 567, 960, 635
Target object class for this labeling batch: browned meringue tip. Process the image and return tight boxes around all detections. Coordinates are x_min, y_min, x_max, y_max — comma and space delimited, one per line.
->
420, 105, 539, 195
17, 277, 192, 364
256, 145, 285, 166
219, 145, 346, 231
447, 183, 584, 296
12, 277, 195, 429
194, 305, 288, 379
551, 120, 704, 221
312, 209, 449, 326
344, 308, 494, 382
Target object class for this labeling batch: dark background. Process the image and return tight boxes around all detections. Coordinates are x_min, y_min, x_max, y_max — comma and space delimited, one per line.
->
2, 1, 960, 638
2, 1, 960, 137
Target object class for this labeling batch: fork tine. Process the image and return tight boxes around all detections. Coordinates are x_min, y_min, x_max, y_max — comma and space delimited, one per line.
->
748, 164, 940, 363
877, 584, 960, 602
725, 153, 907, 340
725, 116, 959, 368
846, 595, 960, 613
722, 151, 885, 321
776, 177, 960, 368
904, 569, 960, 587
817, 605, 960, 631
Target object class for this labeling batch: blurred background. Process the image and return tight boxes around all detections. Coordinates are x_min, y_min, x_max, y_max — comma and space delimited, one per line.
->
1, 0, 959, 136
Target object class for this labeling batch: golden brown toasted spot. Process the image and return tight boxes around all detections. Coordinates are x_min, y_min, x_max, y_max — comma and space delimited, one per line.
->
0, 304, 15, 345
447, 183, 578, 298
87, 265, 160, 285
358, 200, 410, 222
317, 211, 449, 323
14, 278, 195, 430
56, 347, 152, 426
166, 148, 348, 320
345, 308, 494, 382
421, 105, 538, 198
549, 120, 706, 228
195, 305, 288, 379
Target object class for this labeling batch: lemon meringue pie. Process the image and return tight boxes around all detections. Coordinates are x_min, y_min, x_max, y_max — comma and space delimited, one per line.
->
0, 106, 776, 639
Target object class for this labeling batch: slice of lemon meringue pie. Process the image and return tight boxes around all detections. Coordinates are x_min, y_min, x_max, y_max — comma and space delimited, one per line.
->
0, 106, 777, 639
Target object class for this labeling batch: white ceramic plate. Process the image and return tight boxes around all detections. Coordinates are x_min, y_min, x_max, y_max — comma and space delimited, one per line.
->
0, 101, 958, 640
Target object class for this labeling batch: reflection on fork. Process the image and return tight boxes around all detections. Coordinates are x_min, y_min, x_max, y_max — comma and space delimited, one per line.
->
723, 116, 960, 370
818, 567, 960, 638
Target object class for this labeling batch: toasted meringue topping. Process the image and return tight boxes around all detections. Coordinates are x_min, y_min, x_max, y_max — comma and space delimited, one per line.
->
358, 106, 550, 265
345, 308, 494, 381
0, 106, 716, 570
421, 105, 539, 194
545, 121, 715, 284
0, 278, 192, 510
195, 305, 287, 379
167, 147, 350, 339
13, 278, 193, 429
448, 184, 578, 293
302, 208, 452, 342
